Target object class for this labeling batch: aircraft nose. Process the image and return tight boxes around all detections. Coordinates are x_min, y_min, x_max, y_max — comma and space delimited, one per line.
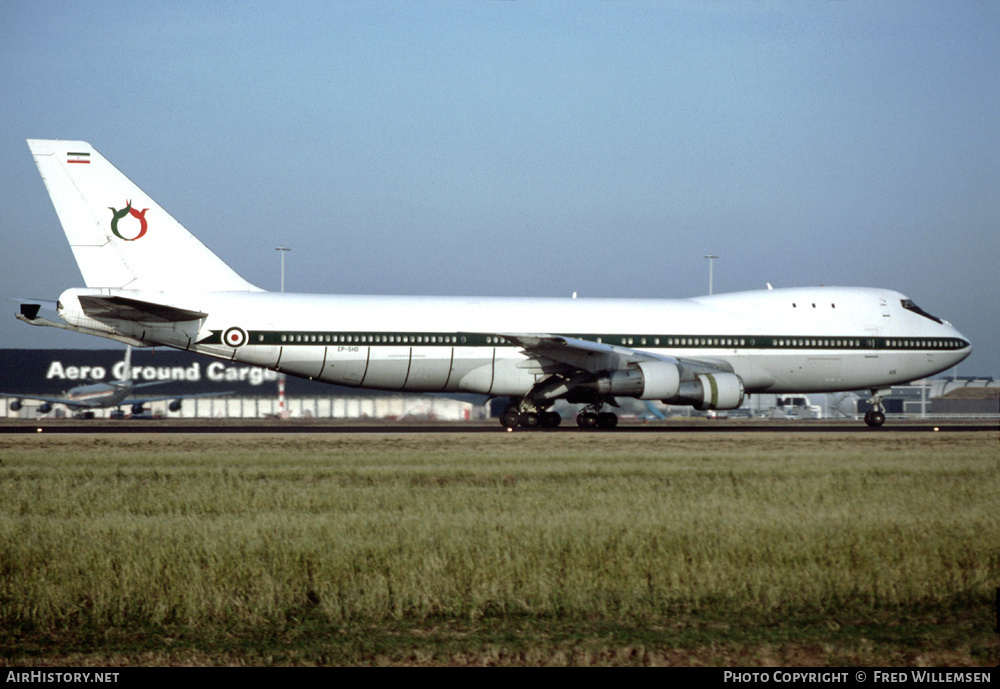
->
945, 325, 973, 367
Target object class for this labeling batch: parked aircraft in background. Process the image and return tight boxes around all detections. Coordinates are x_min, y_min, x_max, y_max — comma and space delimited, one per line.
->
17, 140, 971, 428
1, 345, 229, 418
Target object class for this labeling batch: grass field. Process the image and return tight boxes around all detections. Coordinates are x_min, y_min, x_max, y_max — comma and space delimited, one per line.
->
0, 430, 996, 666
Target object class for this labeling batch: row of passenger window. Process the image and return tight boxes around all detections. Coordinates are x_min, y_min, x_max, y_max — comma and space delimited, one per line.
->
773, 338, 863, 348
609, 336, 752, 347
277, 334, 465, 345
884, 338, 965, 349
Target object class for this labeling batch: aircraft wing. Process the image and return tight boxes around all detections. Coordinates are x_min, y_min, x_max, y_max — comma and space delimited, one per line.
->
501, 333, 700, 371
123, 391, 235, 406
502, 332, 743, 373
494, 332, 743, 407
0, 392, 88, 408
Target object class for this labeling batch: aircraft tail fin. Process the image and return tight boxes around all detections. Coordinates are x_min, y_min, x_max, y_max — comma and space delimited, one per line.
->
27, 140, 261, 293
119, 346, 133, 385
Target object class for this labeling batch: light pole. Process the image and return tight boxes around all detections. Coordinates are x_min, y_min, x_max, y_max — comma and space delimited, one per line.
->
275, 246, 290, 418
276, 245, 290, 292
704, 254, 718, 295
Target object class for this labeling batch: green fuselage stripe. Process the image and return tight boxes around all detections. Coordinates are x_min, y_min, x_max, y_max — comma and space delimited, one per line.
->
234, 331, 968, 352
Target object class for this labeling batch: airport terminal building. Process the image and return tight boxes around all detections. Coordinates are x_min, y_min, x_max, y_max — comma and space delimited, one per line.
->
0, 349, 488, 420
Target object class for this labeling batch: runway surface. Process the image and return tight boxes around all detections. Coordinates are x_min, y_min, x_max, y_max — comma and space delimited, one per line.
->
0, 418, 994, 434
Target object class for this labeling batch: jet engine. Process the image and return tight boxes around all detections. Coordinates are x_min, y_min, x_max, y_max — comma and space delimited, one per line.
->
584, 363, 745, 410
38, 402, 52, 414
584, 360, 681, 400
131, 403, 145, 415
676, 372, 745, 410
169, 400, 182, 412
9, 400, 22, 412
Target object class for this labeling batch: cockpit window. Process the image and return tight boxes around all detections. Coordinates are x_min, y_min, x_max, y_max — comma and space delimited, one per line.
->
900, 299, 942, 324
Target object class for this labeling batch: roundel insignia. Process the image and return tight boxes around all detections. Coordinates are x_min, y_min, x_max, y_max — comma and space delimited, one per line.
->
224, 327, 248, 348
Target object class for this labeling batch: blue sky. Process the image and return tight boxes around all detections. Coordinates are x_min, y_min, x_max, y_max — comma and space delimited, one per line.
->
2, 1, 998, 377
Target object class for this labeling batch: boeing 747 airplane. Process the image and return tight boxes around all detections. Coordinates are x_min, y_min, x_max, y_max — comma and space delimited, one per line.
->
17, 140, 971, 428
0, 346, 230, 418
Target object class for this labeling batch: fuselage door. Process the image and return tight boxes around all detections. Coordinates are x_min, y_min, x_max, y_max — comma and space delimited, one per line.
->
879, 298, 891, 318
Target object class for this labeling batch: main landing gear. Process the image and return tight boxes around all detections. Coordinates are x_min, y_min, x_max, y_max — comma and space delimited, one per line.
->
864, 389, 887, 427
500, 404, 561, 429
499, 401, 618, 430
574, 404, 618, 429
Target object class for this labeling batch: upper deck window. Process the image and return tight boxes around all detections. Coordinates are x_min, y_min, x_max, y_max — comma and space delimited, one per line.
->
900, 299, 942, 324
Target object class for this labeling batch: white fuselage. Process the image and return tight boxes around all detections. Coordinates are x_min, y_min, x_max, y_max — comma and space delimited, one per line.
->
62, 381, 131, 408
57, 285, 972, 398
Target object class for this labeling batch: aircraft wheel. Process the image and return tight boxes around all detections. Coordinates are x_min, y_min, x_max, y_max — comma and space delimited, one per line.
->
542, 411, 562, 428
597, 411, 618, 429
864, 410, 885, 427
519, 412, 540, 428
500, 410, 520, 429
576, 412, 599, 429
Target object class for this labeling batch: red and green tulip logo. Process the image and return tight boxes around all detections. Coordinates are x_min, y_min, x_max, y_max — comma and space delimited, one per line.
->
108, 200, 148, 241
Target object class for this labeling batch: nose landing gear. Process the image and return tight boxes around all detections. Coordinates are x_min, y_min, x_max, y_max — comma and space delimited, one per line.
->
864, 410, 886, 427
864, 389, 887, 427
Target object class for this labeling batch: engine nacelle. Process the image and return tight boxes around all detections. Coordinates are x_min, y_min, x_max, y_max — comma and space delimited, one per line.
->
582, 363, 744, 410
10, 400, 22, 412
38, 402, 53, 414
168, 400, 182, 412
585, 360, 681, 400
676, 372, 745, 410
131, 403, 145, 415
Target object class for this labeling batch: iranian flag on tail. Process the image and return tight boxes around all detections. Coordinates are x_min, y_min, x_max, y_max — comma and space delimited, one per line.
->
67, 151, 90, 164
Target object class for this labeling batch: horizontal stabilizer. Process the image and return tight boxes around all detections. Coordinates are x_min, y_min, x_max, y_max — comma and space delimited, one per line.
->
20, 303, 42, 320
78, 295, 207, 323
12, 299, 59, 321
